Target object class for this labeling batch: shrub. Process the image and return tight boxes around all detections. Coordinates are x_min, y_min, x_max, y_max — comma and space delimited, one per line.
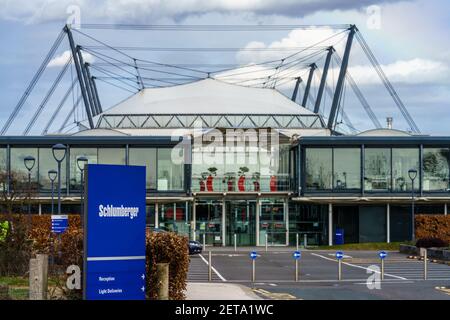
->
415, 215, 450, 243
416, 237, 449, 248
0, 215, 32, 276
29, 215, 83, 267
146, 231, 189, 300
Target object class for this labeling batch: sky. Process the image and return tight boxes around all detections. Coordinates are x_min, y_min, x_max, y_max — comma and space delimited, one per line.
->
0, 0, 449, 135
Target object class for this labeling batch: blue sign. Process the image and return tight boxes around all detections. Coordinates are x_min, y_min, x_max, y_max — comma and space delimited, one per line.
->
84, 164, 147, 300
250, 251, 258, 260
379, 251, 387, 259
336, 251, 344, 260
334, 228, 344, 245
293, 251, 301, 260
51, 215, 68, 234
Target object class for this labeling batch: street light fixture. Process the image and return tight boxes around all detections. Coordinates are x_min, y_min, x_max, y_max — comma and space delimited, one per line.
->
52, 144, 67, 216
48, 170, 57, 215
408, 168, 418, 242
23, 155, 36, 227
77, 156, 88, 229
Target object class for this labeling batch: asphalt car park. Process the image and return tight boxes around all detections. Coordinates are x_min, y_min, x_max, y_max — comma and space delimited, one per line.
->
187, 249, 450, 300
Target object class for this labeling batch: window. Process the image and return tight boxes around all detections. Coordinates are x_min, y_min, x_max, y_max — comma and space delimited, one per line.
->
98, 148, 125, 165
129, 148, 157, 190
364, 148, 391, 192
0, 148, 6, 173
0, 147, 7, 191
10, 147, 38, 181
423, 148, 449, 192
305, 148, 332, 190
392, 148, 419, 191
333, 148, 361, 190
157, 148, 184, 191
38, 148, 67, 191
69, 148, 98, 191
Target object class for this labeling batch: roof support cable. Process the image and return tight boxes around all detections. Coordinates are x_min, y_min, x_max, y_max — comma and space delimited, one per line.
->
42, 78, 77, 135
355, 31, 420, 133
59, 95, 82, 132
23, 56, 72, 135
1, 28, 65, 135
332, 53, 382, 129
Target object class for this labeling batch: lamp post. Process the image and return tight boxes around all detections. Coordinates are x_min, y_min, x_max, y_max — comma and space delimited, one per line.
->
48, 170, 57, 215
408, 168, 418, 242
52, 144, 67, 216
77, 156, 88, 229
24, 155, 36, 227
48, 169, 57, 266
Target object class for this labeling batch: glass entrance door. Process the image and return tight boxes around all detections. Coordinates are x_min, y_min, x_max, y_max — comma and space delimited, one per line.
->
195, 200, 223, 246
225, 200, 256, 246
259, 199, 287, 246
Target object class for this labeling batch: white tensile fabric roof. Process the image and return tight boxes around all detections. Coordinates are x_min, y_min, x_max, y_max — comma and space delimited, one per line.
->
101, 78, 315, 116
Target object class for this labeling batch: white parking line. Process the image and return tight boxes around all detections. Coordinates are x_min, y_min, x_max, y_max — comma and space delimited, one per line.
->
198, 254, 227, 282
310, 253, 408, 280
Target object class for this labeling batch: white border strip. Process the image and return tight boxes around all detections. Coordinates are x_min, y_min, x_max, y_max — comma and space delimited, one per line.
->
310, 253, 408, 280
199, 254, 227, 282
87, 256, 146, 261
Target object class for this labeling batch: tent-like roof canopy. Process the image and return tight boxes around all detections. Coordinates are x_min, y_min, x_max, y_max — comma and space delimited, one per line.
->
91, 78, 324, 130
101, 78, 315, 116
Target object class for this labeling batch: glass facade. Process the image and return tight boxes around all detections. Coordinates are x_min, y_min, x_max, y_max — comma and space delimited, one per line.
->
288, 204, 328, 245
0, 148, 6, 191
157, 148, 184, 191
364, 148, 391, 192
225, 200, 256, 246
392, 148, 419, 191
195, 200, 223, 245
305, 148, 332, 190
259, 199, 286, 245
98, 148, 126, 165
423, 148, 450, 192
334, 148, 361, 190
10, 147, 38, 181
158, 202, 190, 237
129, 148, 157, 190
38, 148, 67, 191
69, 148, 98, 191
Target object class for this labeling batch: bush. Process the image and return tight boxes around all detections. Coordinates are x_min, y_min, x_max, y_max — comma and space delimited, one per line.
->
29, 215, 83, 267
415, 214, 450, 243
0, 215, 32, 276
416, 237, 449, 248
146, 231, 189, 300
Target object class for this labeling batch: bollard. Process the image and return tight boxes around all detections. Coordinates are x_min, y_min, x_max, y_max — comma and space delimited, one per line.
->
336, 251, 344, 281
156, 263, 169, 300
379, 251, 387, 281
338, 259, 342, 281
296, 233, 299, 251
304, 234, 307, 248
203, 233, 206, 250
208, 251, 212, 282
423, 248, 428, 280
265, 233, 268, 252
252, 259, 256, 282
234, 233, 237, 252
29, 254, 48, 300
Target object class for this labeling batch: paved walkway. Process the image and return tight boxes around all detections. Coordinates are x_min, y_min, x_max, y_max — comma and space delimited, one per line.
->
185, 282, 262, 300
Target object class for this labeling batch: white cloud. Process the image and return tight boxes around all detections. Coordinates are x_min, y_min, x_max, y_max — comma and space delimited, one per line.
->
0, 0, 407, 23
48, 50, 95, 67
347, 58, 450, 85
236, 27, 348, 64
